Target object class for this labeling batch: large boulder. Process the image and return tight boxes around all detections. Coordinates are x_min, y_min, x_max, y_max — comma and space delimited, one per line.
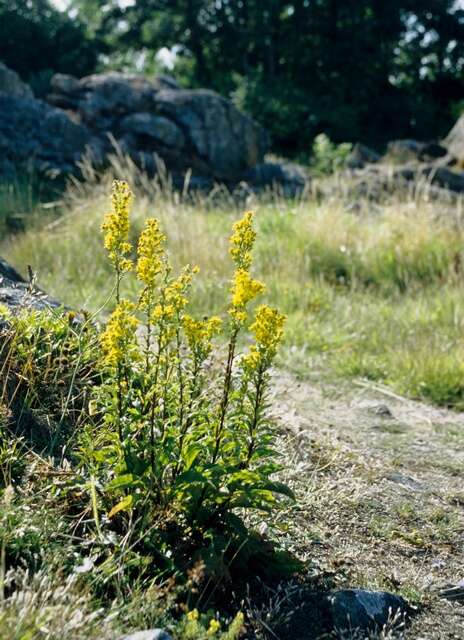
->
0, 64, 269, 185
0, 93, 91, 178
0, 63, 33, 99
443, 114, 464, 162
47, 71, 269, 181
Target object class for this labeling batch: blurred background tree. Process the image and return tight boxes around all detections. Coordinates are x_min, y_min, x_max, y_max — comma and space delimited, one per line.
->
2, 0, 464, 154
0, 0, 98, 95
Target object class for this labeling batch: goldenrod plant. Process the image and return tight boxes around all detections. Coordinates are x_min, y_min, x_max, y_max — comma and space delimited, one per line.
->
78, 180, 292, 591
0, 180, 293, 637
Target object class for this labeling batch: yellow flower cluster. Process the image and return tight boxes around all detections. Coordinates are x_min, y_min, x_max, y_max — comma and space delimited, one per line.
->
101, 299, 139, 367
137, 218, 166, 288
183, 314, 222, 355
228, 211, 264, 324
101, 180, 134, 273
153, 265, 199, 321
230, 268, 264, 323
242, 304, 286, 370
207, 618, 221, 636
230, 211, 256, 269
250, 305, 286, 350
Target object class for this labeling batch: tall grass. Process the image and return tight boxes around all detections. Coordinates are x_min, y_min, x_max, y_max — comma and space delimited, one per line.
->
3, 157, 464, 407
0, 169, 62, 236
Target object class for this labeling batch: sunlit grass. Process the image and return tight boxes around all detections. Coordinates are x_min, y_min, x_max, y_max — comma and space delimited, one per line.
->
3, 161, 464, 408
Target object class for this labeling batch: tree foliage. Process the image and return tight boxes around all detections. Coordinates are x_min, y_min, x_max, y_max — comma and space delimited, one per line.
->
71, 0, 464, 152
2, 0, 464, 152
0, 0, 97, 89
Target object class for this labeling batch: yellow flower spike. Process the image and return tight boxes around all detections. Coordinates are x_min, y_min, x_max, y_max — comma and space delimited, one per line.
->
229, 269, 265, 322
187, 609, 199, 622
166, 265, 198, 313
230, 211, 256, 270
136, 218, 166, 291
101, 299, 139, 367
207, 619, 221, 636
101, 180, 134, 273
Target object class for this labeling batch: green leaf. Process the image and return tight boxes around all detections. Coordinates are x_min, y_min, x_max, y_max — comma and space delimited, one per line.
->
262, 480, 295, 499
106, 474, 135, 490
182, 442, 203, 470
108, 493, 133, 519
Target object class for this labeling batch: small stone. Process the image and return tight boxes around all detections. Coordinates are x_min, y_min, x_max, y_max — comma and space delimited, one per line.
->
328, 589, 411, 632
370, 403, 394, 418
437, 579, 464, 603
386, 472, 426, 492
119, 630, 172, 640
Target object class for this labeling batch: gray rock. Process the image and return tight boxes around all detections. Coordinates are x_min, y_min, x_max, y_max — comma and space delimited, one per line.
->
420, 141, 448, 160
120, 112, 185, 149
154, 88, 269, 180
0, 258, 60, 314
346, 143, 380, 169
155, 75, 180, 91
443, 114, 464, 161
368, 403, 394, 419
243, 161, 309, 196
0, 258, 25, 284
437, 579, 464, 603
0, 92, 90, 178
421, 165, 464, 193
119, 630, 172, 640
0, 63, 33, 99
78, 73, 158, 122
50, 73, 81, 96
328, 589, 410, 632
46, 70, 269, 181
386, 472, 426, 492
387, 139, 448, 163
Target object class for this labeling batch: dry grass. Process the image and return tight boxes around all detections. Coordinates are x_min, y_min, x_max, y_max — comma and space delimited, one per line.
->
3, 159, 464, 408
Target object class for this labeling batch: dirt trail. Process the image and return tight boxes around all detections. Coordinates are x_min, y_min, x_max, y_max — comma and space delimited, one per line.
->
270, 370, 464, 638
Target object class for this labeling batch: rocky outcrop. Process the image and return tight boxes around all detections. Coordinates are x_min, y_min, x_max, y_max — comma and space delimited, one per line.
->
0, 63, 311, 193
345, 143, 380, 169
47, 71, 269, 182
0, 63, 33, 99
0, 91, 91, 179
0, 258, 59, 314
243, 161, 310, 197
337, 116, 464, 201
443, 114, 464, 162
386, 139, 448, 163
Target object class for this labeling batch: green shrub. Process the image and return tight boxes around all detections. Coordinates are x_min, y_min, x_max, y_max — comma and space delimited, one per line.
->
0, 304, 99, 452
310, 133, 352, 176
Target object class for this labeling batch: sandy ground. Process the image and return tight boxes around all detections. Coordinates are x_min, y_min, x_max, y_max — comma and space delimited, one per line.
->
268, 369, 464, 639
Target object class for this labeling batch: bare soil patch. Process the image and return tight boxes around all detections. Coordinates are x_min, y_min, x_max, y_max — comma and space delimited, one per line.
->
270, 370, 464, 638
